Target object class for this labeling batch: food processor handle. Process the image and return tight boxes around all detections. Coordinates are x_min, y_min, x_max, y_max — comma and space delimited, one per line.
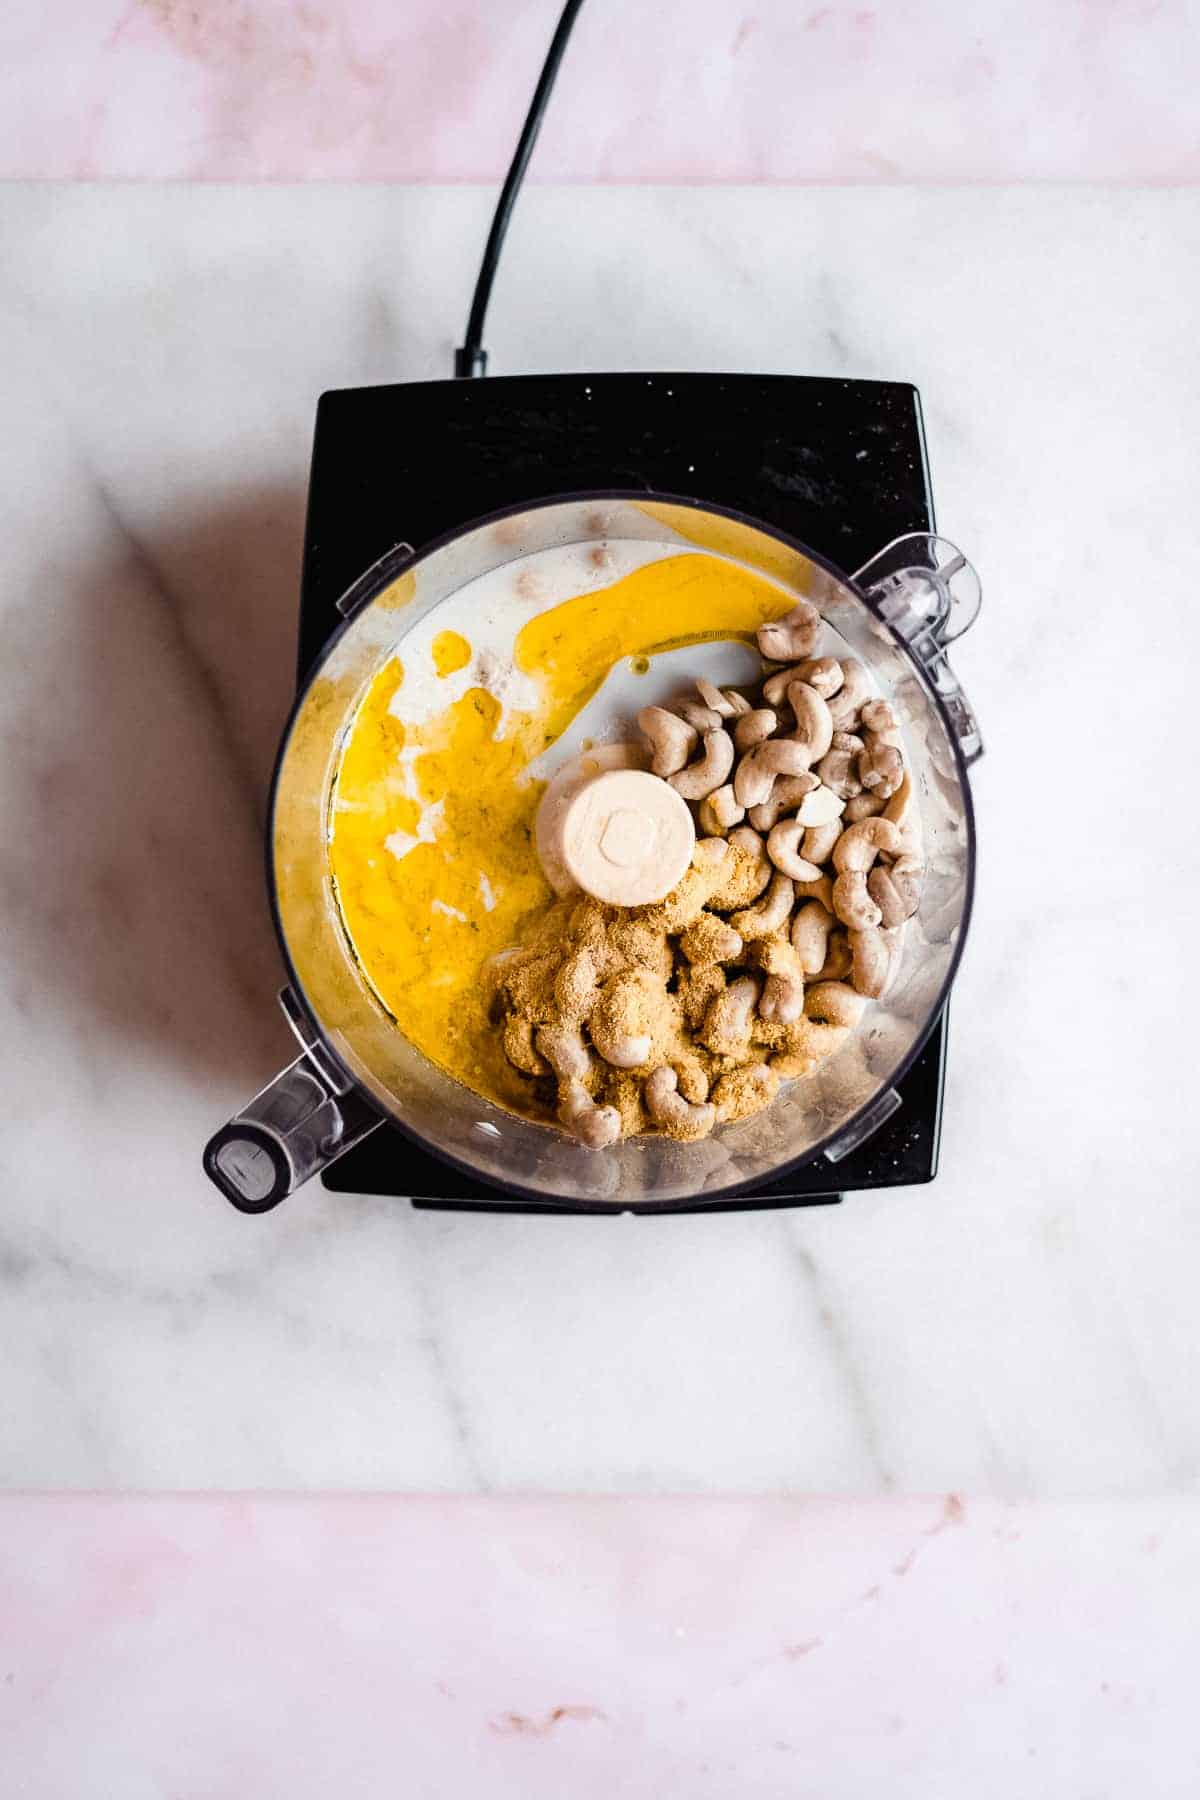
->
853, 533, 985, 763
202, 992, 381, 1212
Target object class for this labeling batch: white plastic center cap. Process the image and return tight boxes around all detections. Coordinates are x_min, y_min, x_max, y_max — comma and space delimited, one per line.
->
598, 807, 645, 868
559, 768, 696, 907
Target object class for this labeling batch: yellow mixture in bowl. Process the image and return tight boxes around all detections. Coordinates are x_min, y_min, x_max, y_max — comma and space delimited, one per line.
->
328, 550, 794, 1116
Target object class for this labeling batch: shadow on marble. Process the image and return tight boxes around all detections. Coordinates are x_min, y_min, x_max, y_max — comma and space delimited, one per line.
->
8, 484, 309, 1096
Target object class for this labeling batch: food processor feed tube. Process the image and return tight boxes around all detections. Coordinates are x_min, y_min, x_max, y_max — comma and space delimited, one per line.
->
203, 501, 982, 1212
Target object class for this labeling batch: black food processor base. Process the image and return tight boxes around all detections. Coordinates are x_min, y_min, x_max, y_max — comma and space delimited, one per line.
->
298, 372, 948, 1213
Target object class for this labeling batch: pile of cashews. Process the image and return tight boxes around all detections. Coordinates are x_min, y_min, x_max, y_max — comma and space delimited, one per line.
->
635, 595, 923, 1003
489, 598, 922, 1149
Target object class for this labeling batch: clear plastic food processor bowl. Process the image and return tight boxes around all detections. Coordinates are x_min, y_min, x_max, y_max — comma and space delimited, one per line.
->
204, 495, 982, 1212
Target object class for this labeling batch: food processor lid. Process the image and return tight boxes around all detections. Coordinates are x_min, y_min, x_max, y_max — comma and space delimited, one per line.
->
207, 490, 983, 1212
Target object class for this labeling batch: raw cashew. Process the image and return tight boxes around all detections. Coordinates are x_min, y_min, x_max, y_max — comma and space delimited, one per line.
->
762, 666, 796, 708
868, 854, 923, 928
644, 1066, 716, 1141
637, 705, 696, 777
786, 680, 834, 765
588, 969, 663, 1068
833, 817, 905, 875
731, 870, 796, 939
765, 657, 844, 705
503, 1015, 549, 1075
707, 825, 772, 909
609, 913, 674, 980
816, 732, 864, 800
858, 739, 904, 799
826, 660, 872, 730
768, 1017, 849, 1080
696, 782, 745, 835
805, 980, 868, 1029
752, 937, 806, 1024
794, 873, 835, 910
844, 792, 886, 823
668, 727, 736, 801
652, 838, 734, 930
712, 1062, 779, 1124
535, 1022, 592, 1080
832, 872, 882, 931
795, 784, 845, 828
675, 960, 726, 1030
553, 947, 600, 1023
558, 1077, 622, 1148
700, 975, 761, 1054
814, 929, 853, 983
761, 975, 805, 1028
679, 913, 744, 965
705, 828, 770, 914
673, 1052, 711, 1104
860, 698, 902, 746
592, 1029, 652, 1070
834, 824, 899, 936
831, 822, 899, 932
695, 835, 733, 869
791, 900, 836, 975
733, 738, 814, 810
675, 699, 724, 732
734, 707, 777, 752
765, 820, 822, 883
802, 819, 842, 865
848, 927, 890, 999
696, 678, 750, 719
748, 772, 818, 833
757, 599, 821, 663
883, 771, 914, 828
793, 657, 844, 699
729, 824, 765, 855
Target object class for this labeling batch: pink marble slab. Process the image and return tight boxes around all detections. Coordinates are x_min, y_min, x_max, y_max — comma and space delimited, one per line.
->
1, 1494, 1195, 1794
3, 0, 1198, 182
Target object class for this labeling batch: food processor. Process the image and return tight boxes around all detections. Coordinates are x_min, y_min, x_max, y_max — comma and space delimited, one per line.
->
203, 372, 983, 1214
200, 3, 984, 1215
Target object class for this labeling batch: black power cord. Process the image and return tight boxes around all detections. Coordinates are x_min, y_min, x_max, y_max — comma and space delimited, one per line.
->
454, 0, 588, 377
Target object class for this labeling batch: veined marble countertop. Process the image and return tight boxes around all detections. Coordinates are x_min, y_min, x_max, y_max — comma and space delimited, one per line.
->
1, 182, 1198, 1494
2, 0, 1198, 181
2, 1494, 1196, 1799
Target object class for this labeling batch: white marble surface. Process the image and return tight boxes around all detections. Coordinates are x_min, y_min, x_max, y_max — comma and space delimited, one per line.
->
1, 183, 1198, 1492
3, 1494, 1197, 1799
5, 0, 1200, 182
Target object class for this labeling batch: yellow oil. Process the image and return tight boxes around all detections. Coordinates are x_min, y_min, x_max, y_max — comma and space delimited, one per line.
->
431, 629, 472, 677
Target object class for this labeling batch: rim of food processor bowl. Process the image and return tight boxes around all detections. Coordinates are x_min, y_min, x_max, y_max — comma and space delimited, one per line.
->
266, 489, 977, 1208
